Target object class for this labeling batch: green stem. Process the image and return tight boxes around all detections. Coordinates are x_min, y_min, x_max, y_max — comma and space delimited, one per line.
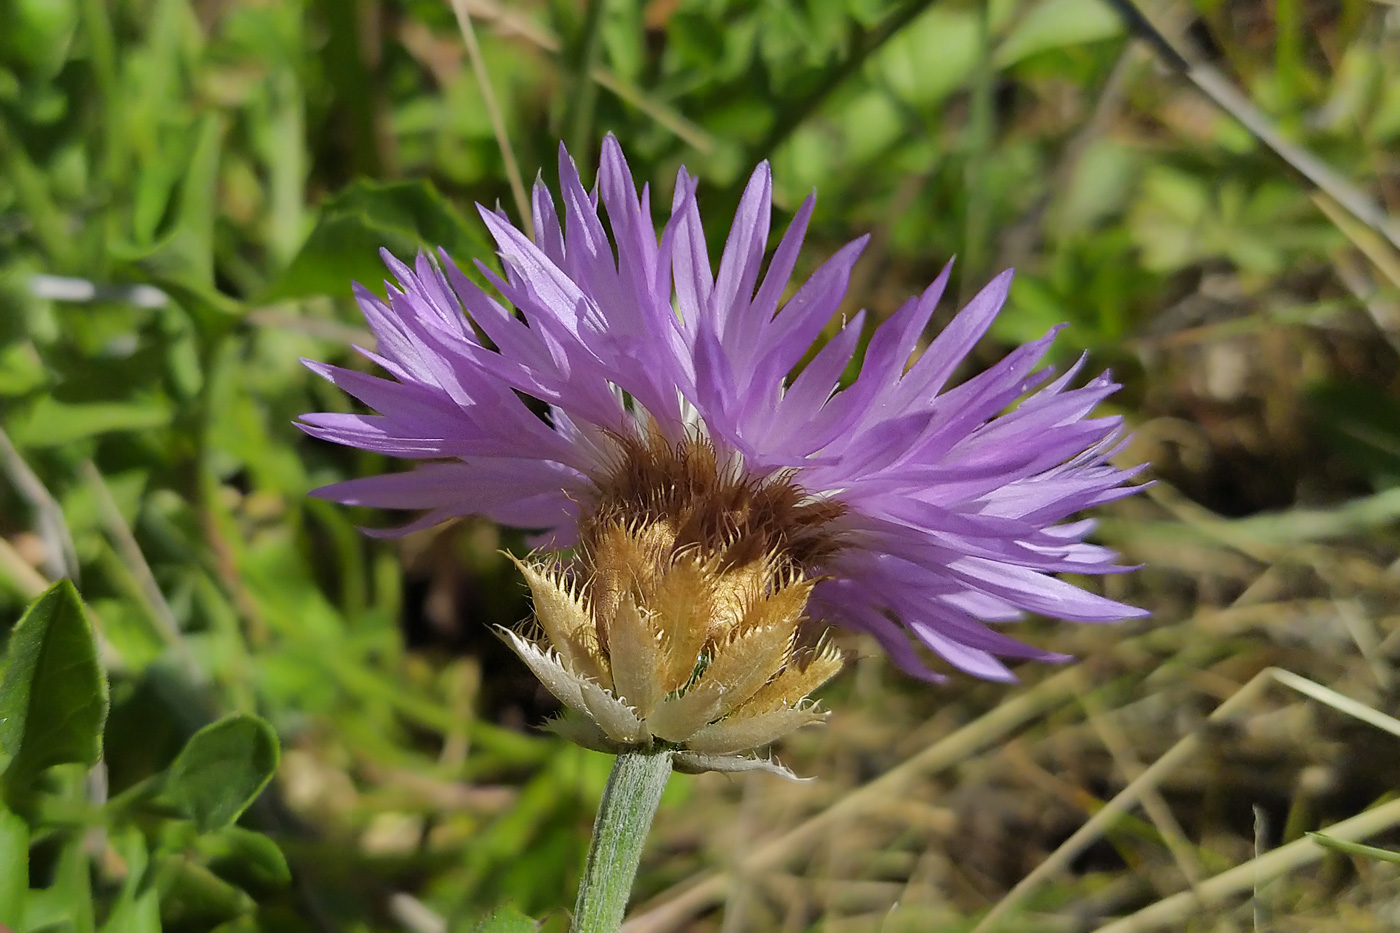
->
572, 749, 672, 933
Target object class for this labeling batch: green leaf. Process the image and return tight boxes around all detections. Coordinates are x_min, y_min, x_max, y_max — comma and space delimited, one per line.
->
130, 114, 221, 290
153, 854, 255, 928
0, 581, 109, 786
876, 8, 979, 108
1308, 831, 1400, 864
6, 396, 172, 449
0, 0, 79, 78
994, 0, 1122, 67
164, 715, 279, 833
201, 827, 291, 892
261, 178, 491, 302
0, 805, 27, 926
472, 905, 539, 933
99, 888, 162, 933
0, 341, 47, 397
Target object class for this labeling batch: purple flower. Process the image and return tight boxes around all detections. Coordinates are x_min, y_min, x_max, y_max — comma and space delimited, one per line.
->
299, 137, 1145, 682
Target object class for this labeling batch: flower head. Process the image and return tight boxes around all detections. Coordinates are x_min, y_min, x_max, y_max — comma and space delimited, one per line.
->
299, 137, 1145, 696
499, 439, 845, 776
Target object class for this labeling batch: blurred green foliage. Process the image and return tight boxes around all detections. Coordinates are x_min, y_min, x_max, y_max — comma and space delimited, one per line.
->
1, 0, 1398, 929
0, 582, 284, 932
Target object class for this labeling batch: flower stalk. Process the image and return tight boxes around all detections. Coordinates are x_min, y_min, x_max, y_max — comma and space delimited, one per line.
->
572, 748, 673, 933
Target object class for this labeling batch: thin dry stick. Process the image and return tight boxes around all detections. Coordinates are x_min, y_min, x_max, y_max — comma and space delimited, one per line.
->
718, 780, 764, 933
1186, 64, 1400, 252
1107, 0, 1400, 251
974, 668, 1400, 933
622, 665, 1085, 933
1080, 690, 1204, 889
589, 70, 713, 154
1311, 192, 1400, 292
0, 533, 50, 598
1328, 596, 1391, 690
1331, 252, 1400, 355
446, 0, 532, 239
1090, 797, 1400, 933
1139, 482, 1278, 564
1311, 189, 1400, 355
0, 423, 79, 581
1267, 667, 1400, 738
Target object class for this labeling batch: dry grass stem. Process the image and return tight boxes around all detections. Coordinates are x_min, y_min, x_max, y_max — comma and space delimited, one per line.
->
1089, 797, 1400, 933
1080, 689, 1205, 889
1114, 0, 1400, 250
0, 423, 78, 581
446, 0, 532, 239
623, 665, 1086, 932
456, 0, 713, 151
973, 667, 1400, 932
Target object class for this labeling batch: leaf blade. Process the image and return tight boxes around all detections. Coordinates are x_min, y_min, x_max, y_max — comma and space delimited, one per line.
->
0, 580, 109, 787
165, 714, 280, 833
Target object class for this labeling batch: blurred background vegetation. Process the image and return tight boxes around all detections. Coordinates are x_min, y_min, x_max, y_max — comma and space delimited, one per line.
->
3, 0, 1400, 930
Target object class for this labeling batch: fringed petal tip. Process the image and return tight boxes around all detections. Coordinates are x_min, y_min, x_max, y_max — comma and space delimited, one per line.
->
673, 751, 807, 782
544, 714, 624, 755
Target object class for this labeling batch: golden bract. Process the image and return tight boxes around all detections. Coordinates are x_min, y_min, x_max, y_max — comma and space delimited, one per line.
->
499, 433, 846, 778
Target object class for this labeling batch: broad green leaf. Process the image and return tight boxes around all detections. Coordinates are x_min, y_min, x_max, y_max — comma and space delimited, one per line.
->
0, 806, 26, 926
1372, 68, 1400, 142
993, 275, 1082, 347
473, 905, 538, 933
261, 178, 491, 302
1057, 139, 1138, 233
0, 581, 109, 785
165, 715, 279, 833
1308, 832, 1400, 864
107, 115, 244, 339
